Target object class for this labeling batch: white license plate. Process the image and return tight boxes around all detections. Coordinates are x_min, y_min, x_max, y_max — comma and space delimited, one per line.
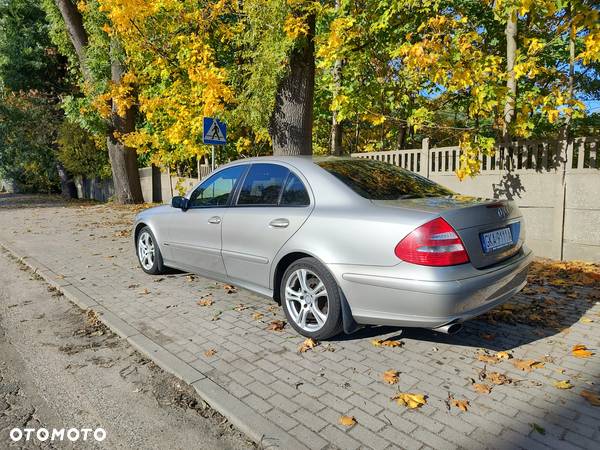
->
481, 227, 513, 253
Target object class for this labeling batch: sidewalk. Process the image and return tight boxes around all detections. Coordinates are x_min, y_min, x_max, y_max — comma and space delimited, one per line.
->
1, 194, 598, 450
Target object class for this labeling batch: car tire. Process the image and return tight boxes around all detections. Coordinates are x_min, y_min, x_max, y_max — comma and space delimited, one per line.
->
136, 226, 165, 275
280, 257, 344, 340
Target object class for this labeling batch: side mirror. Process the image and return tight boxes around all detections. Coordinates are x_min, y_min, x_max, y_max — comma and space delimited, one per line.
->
171, 196, 189, 211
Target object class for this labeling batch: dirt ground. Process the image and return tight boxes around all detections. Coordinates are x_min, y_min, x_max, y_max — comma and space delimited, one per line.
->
0, 248, 254, 450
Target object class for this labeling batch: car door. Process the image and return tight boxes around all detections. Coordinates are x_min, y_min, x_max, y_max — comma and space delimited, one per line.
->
221, 163, 314, 290
165, 165, 247, 278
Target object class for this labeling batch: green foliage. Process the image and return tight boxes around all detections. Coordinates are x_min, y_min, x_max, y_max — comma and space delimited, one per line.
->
0, 0, 68, 92
0, 93, 60, 192
56, 120, 111, 179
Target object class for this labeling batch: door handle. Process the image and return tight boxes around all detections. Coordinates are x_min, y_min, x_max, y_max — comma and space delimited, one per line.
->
208, 216, 221, 224
269, 218, 289, 228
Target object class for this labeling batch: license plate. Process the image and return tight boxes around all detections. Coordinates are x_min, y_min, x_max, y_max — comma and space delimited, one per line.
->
481, 227, 513, 253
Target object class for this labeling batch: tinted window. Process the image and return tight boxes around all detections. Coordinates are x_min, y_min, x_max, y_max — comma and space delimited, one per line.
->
189, 165, 246, 207
281, 173, 310, 206
316, 158, 454, 200
237, 164, 289, 205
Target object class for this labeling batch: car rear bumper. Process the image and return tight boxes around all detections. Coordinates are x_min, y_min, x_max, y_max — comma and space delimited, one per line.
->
328, 247, 533, 328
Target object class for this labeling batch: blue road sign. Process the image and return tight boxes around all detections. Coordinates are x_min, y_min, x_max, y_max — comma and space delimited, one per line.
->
203, 117, 227, 145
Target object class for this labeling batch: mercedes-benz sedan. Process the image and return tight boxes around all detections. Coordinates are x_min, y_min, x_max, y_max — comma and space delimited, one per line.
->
133, 157, 533, 339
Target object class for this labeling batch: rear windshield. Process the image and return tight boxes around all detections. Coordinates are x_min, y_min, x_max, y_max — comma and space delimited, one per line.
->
316, 158, 454, 200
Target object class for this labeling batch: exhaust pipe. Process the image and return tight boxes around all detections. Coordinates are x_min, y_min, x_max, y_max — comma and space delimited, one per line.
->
433, 323, 463, 335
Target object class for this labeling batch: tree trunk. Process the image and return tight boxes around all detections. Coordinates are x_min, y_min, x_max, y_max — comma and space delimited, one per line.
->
269, 14, 315, 156
53, 0, 90, 80
56, 161, 77, 199
107, 38, 143, 204
397, 125, 407, 150
502, 9, 517, 141
53, 1, 143, 203
330, 0, 343, 156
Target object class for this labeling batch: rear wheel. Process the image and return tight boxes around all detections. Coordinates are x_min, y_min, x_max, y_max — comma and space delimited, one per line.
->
136, 226, 165, 275
281, 257, 343, 340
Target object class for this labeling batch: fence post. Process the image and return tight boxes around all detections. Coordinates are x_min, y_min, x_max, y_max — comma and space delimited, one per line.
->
421, 138, 430, 178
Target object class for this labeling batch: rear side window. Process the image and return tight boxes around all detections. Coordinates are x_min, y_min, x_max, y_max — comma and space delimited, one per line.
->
316, 158, 454, 200
237, 163, 289, 205
281, 173, 310, 206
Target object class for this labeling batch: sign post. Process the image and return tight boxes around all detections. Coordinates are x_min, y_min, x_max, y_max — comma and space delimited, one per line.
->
202, 117, 227, 172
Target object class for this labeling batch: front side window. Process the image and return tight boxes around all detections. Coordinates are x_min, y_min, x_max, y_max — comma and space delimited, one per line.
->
281, 173, 310, 206
237, 164, 289, 206
316, 158, 454, 200
189, 165, 246, 208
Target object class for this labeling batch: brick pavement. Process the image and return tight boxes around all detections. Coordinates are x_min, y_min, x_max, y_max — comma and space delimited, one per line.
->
0, 194, 599, 449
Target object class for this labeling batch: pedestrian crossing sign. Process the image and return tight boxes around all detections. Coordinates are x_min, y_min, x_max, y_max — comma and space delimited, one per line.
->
202, 117, 227, 145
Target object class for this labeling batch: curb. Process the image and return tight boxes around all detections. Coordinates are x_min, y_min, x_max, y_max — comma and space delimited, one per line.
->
0, 240, 307, 450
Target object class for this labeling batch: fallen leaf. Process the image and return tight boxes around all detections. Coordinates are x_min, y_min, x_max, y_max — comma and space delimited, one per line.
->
223, 284, 237, 294
487, 372, 512, 385
530, 423, 546, 435
497, 351, 512, 360
580, 317, 593, 323
473, 383, 492, 394
339, 415, 356, 426
580, 390, 600, 406
204, 349, 217, 357
267, 320, 285, 331
252, 312, 264, 320
127, 283, 139, 289
383, 369, 399, 385
267, 305, 278, 314
197, 297, 214, 306
392, 393, 427, 409
477, 353, 500, 364
572, 344, 593, 358
451, 399, 470, 412
298, 338, 318, 353
233, 304, 248, 311
512, 359, 545, 372
554, 380, 573, 389
138, 288, 150, 295
371, 339, 403, 348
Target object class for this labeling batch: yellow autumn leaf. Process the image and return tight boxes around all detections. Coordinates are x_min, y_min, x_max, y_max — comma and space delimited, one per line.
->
251, 312, 263, 320
383, 369, 399, 385
298, 338, 318, 353
512, 359, 545, 372
371, 339, 403, 348
451, 399, 470, 412
497, 351, 512, 360
580, 317, 593, 323
473, 383, 492, 394
204, 348, 217, 357
572, 344, 593, 358
393, 393, 427, 409
339, 415, 357, 426
580, 390, 600, 406
554, 380, 573, 389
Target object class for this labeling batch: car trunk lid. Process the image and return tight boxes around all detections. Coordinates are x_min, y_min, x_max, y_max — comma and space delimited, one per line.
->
373, 196, 524, 268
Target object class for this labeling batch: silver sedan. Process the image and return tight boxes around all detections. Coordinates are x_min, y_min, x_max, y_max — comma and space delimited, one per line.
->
133, 156, 533, 339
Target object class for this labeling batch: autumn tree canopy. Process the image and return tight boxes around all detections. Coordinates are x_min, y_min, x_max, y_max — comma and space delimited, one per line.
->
2, 0, 598, 193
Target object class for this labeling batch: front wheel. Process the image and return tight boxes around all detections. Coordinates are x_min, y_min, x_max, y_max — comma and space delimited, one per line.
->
281, 257, 343, 340
136, 226, 165, 275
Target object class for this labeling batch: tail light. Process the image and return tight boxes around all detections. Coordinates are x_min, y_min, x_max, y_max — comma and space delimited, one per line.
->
395, 217, 469, 266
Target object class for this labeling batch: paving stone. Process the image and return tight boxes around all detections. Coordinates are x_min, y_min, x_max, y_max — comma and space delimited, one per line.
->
2, 198, 598, 450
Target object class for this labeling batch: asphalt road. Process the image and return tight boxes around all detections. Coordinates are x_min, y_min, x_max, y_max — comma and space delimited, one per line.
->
0, 248, 254, 450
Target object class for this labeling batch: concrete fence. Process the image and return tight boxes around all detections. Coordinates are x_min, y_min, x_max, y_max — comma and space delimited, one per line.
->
352, 136, 600, 262
73, 164, 213, 204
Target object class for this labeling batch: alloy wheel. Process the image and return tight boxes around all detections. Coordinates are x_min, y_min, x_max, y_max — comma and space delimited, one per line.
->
284, 269, 329, 332
137, 231, 155, 271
